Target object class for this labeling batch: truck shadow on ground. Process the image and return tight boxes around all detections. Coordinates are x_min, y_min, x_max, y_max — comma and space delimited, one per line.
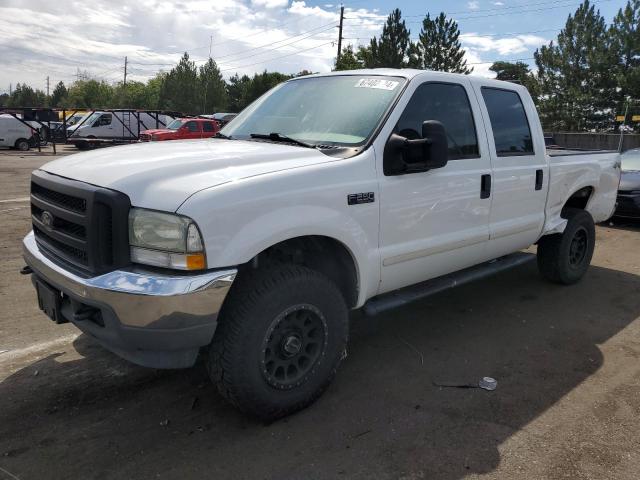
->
605, 217, 640, 232
1, 261, 640, 479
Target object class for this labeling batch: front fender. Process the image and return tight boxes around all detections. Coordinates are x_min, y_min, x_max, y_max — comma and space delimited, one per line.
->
177, 153, 380, 306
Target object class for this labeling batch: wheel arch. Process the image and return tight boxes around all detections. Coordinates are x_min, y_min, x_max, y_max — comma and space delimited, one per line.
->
561, 186, 594, 217
239, 235, 360, 309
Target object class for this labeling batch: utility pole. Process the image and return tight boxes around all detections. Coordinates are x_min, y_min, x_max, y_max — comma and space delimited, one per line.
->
9, 83, 12, 95
203, 35, 213, 114
46, 76, 50, 97
123, 56, 128, 87
337, 5, 344, 63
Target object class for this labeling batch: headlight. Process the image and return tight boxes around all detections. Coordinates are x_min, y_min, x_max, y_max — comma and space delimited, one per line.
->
128, 208, 206, 270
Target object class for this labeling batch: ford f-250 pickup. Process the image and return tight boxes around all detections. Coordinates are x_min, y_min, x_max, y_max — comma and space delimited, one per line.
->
22, 69, 621, 419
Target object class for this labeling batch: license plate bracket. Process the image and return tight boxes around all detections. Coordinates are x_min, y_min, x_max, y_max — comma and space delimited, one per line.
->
36, 280, 63, 323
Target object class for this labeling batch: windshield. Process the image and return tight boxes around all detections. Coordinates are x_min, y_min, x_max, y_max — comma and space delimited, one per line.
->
166, 119, 184, 130
622, 149, 640, 170
222, 75, 406, 147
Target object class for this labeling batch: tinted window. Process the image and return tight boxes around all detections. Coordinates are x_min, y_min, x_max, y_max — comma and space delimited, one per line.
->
185, 121, 198, 132
202, 121, 215, 132
481, 88, 534, 156
394, 82, 479, 160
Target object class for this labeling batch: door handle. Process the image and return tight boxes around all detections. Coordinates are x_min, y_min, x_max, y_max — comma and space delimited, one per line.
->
535, 169, 543, 190
480, 174, 491, 199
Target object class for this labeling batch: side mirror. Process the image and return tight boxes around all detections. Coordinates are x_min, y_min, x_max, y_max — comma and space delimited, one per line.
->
383, 120, 449, 176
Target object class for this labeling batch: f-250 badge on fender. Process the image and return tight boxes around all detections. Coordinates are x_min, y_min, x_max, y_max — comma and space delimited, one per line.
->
347, 192, 375, 205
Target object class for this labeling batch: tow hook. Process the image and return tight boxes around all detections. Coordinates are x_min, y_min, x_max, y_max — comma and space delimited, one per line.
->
20, 265, 33, 275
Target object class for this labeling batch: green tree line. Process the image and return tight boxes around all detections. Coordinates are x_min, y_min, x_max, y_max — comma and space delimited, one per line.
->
0, 54, 309, 115
2, 0, 638, 131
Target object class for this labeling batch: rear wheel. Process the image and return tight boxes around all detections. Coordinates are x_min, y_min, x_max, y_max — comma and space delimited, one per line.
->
207, 264, 349, 420
14, 138, 29, 151
537, 208, 595, 284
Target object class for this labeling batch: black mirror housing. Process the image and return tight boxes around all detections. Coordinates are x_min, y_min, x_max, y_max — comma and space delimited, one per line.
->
421, 120, 448, 169
383, 120, 449, 175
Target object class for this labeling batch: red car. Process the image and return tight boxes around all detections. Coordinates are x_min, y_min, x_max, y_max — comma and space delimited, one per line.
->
140, 118, 220, 141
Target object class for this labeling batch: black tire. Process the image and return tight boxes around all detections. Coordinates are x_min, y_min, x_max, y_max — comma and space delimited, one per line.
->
14, 138, 29, 151
207, 264, 349, 420
537, 208, 595, 284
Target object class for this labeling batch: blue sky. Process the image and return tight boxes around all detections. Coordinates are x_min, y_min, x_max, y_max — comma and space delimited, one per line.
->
0, 0, 626, 92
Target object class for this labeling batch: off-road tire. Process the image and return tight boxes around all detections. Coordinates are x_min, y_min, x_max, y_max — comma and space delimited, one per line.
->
537, 208, 595, 285
207, 264, 349, 420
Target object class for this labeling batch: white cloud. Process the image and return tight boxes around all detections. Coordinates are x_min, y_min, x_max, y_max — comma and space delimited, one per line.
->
288, 1, 337, 19
493, 1, 505, 5
467, 1, 480, 10
0, 0, 364, 89
461, 33, 547, 55
252, 0, 289, 8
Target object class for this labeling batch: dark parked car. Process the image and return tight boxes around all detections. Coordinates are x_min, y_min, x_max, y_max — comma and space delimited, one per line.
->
615, 148, 640, 219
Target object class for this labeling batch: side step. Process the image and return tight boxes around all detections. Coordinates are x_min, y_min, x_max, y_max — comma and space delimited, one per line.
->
363, 252, 536, 316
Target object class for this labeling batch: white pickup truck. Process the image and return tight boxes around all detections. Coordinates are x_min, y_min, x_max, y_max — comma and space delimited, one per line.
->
22, 69, 620, 419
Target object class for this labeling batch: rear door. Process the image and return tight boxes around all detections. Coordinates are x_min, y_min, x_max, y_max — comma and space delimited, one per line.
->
470, 83, 548, 257
202, 121, 217, 138
377, 78, 493, 294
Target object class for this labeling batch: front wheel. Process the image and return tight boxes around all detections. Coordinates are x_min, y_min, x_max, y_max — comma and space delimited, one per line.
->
207, 265, 349, 420
537, 208, 595, 284
15, 138, 29, 151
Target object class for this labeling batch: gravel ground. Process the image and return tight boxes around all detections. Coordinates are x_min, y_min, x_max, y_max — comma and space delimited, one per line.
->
1, 145, 640, 480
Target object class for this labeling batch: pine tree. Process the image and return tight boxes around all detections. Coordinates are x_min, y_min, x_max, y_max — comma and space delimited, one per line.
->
334, 45, 363, 70
489, 61, 539, 100
199, 58, 228, 114
158, 52, 199, 113
534, 0, 616, 131
408, 13, 472, 74
359, 9, 410, 68
610, 0, 640, 108
50, 81, 68, 107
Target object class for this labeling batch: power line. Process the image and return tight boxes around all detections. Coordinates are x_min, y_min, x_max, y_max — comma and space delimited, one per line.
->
343, 27, 564, 41
345, 0, 613, 26
128, 22, 337, 67
219, 40, 334, 73
210, 24, 337, 66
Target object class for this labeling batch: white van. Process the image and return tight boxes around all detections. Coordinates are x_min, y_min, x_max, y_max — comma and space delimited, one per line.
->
0, 114, 35, 151
67, 111, 176, 140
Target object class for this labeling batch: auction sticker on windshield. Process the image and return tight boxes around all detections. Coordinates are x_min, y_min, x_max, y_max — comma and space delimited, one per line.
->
355, 78, 399, 90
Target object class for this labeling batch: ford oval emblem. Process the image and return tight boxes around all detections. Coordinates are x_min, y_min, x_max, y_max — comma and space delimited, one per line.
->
41, 210, 54, 228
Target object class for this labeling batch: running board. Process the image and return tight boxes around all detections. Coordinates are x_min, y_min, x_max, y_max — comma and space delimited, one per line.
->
363, 252, 535, 316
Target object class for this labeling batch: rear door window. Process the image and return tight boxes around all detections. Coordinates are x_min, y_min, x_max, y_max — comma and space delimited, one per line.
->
481, 87, 534, 156
394, 82, 479, 160
202, 121, 215, 132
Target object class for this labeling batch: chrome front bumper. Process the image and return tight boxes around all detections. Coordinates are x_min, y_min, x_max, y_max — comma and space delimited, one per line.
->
23, 231, 237, 368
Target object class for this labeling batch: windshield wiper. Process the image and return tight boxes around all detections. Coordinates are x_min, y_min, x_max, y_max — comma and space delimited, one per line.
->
249, 132, 316, 149
215, 132, 233, 139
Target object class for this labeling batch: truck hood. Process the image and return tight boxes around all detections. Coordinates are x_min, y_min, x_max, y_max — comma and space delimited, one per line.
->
620, 170, 640, 191
41, 139, 335, 211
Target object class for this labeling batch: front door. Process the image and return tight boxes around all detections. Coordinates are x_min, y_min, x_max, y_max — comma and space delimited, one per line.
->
378, 79, 493, 294
183, 120, 201, 139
